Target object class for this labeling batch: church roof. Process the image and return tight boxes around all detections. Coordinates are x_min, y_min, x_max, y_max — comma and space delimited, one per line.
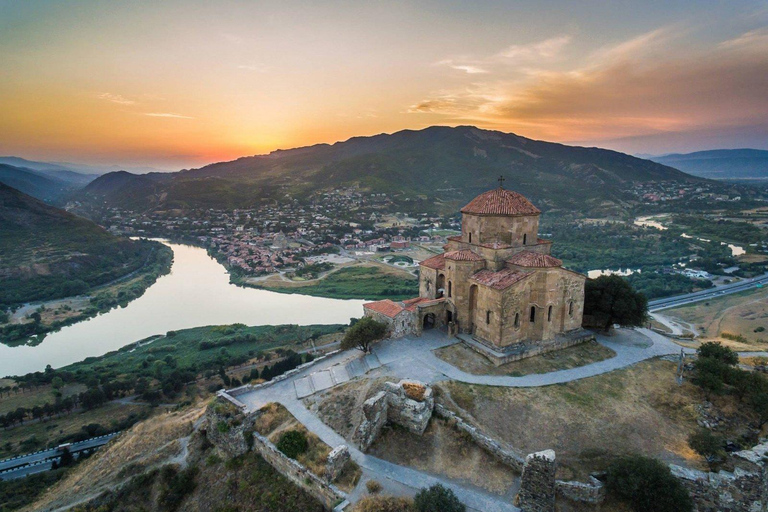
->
444, 249, 484, 262
419, 253, 446, 270
363, 299, 405, 318
461, 187, 541, 216
402, 297, 445, 311
507, 251, 562, 268
470, 268, 531, 290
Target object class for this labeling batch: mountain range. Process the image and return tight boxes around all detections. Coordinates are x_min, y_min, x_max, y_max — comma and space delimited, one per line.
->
649, 149, 768, 181
0, 182, 161, 307
75, 126, 702, 214
0, 163, 96, 203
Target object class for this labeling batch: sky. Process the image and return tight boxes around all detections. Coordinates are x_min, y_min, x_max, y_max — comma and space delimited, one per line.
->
1, 0, 767, 170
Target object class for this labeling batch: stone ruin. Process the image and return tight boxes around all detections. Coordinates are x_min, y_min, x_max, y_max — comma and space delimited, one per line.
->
353, 379, 434, 451
671, 440, 768, 512
516, 450, 557, 512
325, 445, 350, 483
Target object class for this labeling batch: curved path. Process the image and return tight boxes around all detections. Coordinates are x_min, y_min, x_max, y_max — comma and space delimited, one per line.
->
234, 327, 691, 512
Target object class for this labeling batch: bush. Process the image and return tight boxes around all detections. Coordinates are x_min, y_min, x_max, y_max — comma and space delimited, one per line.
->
606, 455, 692, 512
366, 479, 383, 494
698, 342, 739, 366
158, 465, 198, 512
413, 484, 465, 512
688, 428, 725, 468
276, 430, 308, 459
341, 317, 388, 352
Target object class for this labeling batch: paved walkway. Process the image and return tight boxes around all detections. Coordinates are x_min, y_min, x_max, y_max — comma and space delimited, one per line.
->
234, 327, 694, 511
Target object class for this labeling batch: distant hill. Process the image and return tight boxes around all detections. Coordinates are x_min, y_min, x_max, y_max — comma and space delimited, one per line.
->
0, 183, 162, 307
0, 163, 96, 203
650, 149, 768, 181
74, 126, 703, 213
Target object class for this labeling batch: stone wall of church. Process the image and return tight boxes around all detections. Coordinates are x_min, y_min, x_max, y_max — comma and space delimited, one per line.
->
461, 213, 540, 247
471, 286, 503, 344
418, 266, 438, 298
364, 309, 415, 338
445, 258, 486, 333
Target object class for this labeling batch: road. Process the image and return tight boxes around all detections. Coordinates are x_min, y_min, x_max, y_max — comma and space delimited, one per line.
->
649, 272, 768, 311
0, 432, 119, 480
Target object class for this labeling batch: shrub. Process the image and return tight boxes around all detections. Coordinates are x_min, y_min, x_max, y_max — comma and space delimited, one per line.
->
276, 430, 308, 459
697, 342, 738, 366
413, 484, 465, 512
341, 317, 388, 352
366, 479, 383, 494
158, 466, 198, 512
688, 428, 725, 468
606, 455, 692, 512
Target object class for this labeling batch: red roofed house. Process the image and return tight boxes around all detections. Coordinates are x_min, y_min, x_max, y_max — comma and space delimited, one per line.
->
363, 185, 592, 364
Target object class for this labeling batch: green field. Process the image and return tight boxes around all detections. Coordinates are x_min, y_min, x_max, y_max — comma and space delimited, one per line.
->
245, 266, 419, 301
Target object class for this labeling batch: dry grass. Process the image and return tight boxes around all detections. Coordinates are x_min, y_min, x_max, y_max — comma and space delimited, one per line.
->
665, 288, 768, 347
368, 418, 518, 494
441, 359, 704, 480
402, 382, 426, 401
0, 382, 86, 415
254, 402, 361, 490
434, 340, 616, 377
0, 403, 149, 459
307, 376, 395, 441
25, 404, 204, 512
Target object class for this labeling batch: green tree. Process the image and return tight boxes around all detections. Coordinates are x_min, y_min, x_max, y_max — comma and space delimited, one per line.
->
606, 455, 692, 512
692, 357, 728, 398
697, 342, 738, 366
51, 376, 64, 390
688, 428, 725, 468
413, 484, 465, 512
276, 430, 309, 459
583, 275, 648, 331
341, 317, 388, 353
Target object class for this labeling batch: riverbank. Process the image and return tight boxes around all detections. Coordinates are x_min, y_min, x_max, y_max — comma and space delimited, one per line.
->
237, 263, 419, 301
0, 243, 173, 345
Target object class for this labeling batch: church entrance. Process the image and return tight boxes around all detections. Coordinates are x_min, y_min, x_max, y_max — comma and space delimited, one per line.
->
422, 313, 436, 330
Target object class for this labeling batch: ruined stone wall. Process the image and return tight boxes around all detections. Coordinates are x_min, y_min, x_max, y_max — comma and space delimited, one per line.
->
325, 445, 350, 483
555, 477, 606, 504
670, 441, 768, 512
434, 404, 524, 471
353, 380, 434, 451
352, 391, 388, 451
517, 450, 557, 512
204, 398, 257, 458
383, 381, 434, 435
251, 430, 346, 510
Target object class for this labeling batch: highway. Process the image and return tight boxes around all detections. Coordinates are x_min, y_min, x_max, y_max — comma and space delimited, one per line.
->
649, 272, 768, 311
0, 432, 119, 480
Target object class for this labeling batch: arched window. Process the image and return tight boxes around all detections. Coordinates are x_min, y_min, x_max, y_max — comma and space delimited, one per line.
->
568, 301, 574, 316
448, 281, 452, 297
514, 313, 520, 328
486, 311, 491, 324
469, 233, 472, 243
529, 306, 536, 323
523, 234, 527, 245
548, 305, 553, 322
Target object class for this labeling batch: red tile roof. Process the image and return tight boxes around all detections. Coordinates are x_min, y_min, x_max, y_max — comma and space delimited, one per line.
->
470, 268, 531, 290
507, 251, 562, 268
363, 300, 404, 318
447, 235, 461, 242
419, 253, 446, 270
444, 249, 484, 262
461, 188, 541, 216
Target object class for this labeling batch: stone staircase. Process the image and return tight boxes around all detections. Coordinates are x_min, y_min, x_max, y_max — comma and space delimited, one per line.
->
294, 352, 382, 398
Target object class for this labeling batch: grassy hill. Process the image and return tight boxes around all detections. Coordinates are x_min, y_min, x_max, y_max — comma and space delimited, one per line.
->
0, 183, 168, 308
74, 125, 705, 214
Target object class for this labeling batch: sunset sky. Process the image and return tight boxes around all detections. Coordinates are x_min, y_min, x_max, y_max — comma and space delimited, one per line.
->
1, 0, 768, 170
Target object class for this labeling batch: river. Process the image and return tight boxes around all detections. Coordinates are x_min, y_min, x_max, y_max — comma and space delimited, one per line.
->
0, 242, 367, 377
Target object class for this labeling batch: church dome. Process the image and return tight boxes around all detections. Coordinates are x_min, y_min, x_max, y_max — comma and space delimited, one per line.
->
461, 187, 540, 216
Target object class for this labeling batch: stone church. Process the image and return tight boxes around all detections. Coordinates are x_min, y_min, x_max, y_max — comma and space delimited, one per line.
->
364, 184, 593, 364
